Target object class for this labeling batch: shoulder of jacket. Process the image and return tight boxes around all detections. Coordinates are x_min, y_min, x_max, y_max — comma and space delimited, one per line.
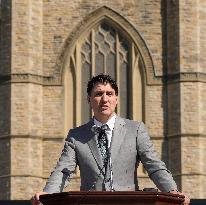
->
119, 117, 142, 126
66, 120, 92, 138
71, 118, 93, 130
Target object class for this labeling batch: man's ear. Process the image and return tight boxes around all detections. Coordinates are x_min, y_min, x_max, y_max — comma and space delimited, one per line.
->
115, 95, 118, 104
87, 96, 90, 104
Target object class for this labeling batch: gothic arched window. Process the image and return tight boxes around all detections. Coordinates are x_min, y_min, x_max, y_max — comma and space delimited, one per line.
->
80, 22, 131, 124
64, 20, 143, 128
63, 19, 146, 190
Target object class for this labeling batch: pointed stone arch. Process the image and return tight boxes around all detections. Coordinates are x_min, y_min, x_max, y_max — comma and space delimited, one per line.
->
60, 6, 157, 85
60, 7, 157, 189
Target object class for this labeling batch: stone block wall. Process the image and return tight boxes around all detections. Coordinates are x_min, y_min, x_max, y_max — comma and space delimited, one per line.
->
0, 0, 205, 199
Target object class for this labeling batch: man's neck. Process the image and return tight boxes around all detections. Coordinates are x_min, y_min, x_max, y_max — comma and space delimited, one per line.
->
94, 113, 115, 124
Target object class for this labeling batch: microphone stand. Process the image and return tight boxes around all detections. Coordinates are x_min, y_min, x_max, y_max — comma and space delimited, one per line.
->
107, 147, 114, 191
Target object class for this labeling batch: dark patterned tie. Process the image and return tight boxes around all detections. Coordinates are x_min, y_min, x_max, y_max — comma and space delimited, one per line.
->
97, 124, 109, 168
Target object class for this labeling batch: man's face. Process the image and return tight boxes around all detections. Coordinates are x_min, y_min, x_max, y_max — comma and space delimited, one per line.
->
88, 83, 118, 123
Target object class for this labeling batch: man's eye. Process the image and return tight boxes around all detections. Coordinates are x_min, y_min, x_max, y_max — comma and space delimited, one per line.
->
95, 92, 102, 96
107, 92, 113, 96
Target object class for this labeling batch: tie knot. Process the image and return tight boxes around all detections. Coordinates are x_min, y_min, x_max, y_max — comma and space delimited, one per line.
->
91, 124, 109, 134
101, 124, 109, 131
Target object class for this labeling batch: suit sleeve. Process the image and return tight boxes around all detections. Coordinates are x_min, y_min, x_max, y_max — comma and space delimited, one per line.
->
43, 130, 77, 193
136, 122, 177, 192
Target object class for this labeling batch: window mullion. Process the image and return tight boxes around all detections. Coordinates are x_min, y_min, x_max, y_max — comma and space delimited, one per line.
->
104, 54, 106, 74
130, 42, 135, 119
75, 43, 82, 126
116, 32, 120, 115
91, 30, 95, 76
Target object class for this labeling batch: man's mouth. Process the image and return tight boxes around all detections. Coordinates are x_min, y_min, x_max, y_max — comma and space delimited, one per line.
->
100, 105, 108, 109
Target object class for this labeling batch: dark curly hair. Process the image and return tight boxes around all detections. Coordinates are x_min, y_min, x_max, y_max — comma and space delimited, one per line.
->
87, 74, 118, 96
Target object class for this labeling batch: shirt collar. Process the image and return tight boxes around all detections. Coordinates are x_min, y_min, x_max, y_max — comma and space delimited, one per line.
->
93, 114, 116, 131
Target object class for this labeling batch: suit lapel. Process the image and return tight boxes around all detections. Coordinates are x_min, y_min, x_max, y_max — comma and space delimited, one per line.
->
86, 120, 104, 168
110, 116, 126, 163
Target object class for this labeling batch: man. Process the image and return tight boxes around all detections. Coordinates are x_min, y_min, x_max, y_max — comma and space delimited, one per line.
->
31, 74, 190, 205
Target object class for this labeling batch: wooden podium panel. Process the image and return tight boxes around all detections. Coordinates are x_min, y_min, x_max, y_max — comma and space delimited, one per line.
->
40, 191, 185, 205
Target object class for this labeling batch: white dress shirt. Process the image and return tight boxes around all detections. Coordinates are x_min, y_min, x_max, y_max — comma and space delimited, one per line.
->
93, 114, 116, 148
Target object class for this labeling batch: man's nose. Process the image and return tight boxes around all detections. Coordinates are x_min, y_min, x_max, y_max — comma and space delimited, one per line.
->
101, 93, 108, 101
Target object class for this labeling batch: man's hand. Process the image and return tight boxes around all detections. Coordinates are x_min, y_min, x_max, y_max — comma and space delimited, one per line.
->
169, 190, 190, 205
31, 192, 48, 205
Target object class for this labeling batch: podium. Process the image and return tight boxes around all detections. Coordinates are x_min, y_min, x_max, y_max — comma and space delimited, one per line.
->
40, 191, 185, 205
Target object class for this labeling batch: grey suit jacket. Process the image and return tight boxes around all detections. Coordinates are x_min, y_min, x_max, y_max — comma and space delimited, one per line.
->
43, 117, 177, 193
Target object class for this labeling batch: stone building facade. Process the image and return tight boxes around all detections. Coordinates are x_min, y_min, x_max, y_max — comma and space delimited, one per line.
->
0, 0, 206, 200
